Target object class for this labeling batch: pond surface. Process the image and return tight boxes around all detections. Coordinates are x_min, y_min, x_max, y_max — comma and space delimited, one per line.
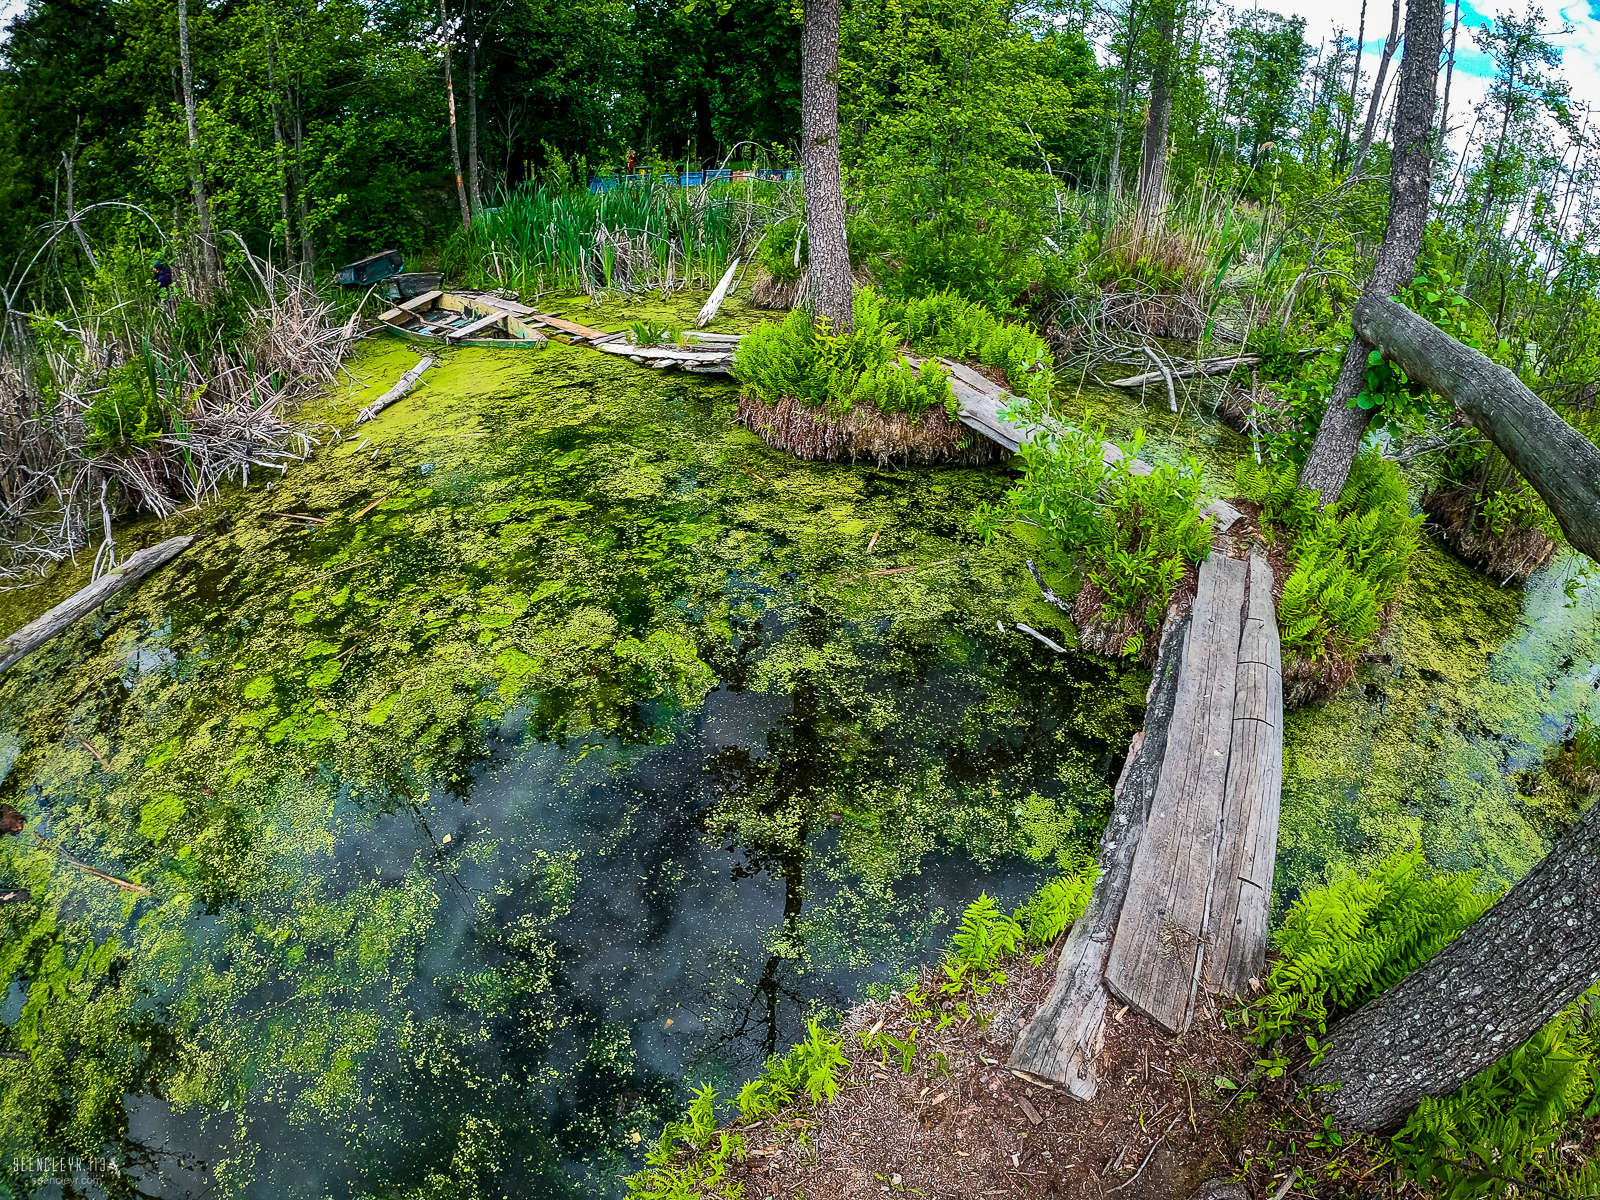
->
0, 295, 1596, 1198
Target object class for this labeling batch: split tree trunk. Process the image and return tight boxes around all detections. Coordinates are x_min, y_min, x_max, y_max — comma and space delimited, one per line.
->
801, 0, 853, 335
1311, 793, 1600, 1130
1297, 0, 1442, 505
1352, 296, 1600, 563
177, 0, 217, 292
441, 0, 470, 233
1351, 0, 1402, 174
1136, 0, 1177, 221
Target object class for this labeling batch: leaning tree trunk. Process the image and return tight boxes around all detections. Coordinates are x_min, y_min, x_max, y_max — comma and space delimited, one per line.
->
1351, 0, 1402, 174
466, 0, 482, 217
440, 0, 470, 234
1136, 0, 1176, 222
1352, 296, 1600, 562
1311, 792, 1600, 1131
177, 0, 217, 293
801, 0, 853, 334
1297, 0, 1442, 505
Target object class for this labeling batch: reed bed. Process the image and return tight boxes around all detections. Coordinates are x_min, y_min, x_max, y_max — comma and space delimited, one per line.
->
450, 178, 801, 299
0, 251, 353, 578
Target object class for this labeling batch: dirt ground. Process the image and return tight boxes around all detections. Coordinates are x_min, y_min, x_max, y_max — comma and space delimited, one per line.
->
725, 947, 1392, 1200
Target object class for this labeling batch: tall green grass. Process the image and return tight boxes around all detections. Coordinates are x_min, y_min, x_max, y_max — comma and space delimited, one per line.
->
444, 178, 798, 297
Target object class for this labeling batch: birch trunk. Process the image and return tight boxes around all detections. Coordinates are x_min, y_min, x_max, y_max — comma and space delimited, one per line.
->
1297, 0, 1442, 505
801, 0, 853, 334
177, 0, 217, 292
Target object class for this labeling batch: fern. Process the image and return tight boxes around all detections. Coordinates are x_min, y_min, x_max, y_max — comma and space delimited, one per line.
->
1016, 869, 1097, 947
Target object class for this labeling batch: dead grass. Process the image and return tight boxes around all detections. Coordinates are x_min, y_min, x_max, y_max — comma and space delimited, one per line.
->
737, 394, 1007, 467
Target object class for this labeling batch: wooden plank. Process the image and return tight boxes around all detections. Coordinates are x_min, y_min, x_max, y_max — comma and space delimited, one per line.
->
1204, 554, 1284, 998
447, 310, 508, 342
592, 342, 732, 365
0, 536, 194, 673
399, 290, 442, 312
1103, 552, 1248, 1034
1008, 608, 1195, 1097
529, 313, 609, 339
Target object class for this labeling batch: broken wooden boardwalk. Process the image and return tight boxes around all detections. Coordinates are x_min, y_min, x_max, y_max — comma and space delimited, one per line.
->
1009, 550, 1283, 1096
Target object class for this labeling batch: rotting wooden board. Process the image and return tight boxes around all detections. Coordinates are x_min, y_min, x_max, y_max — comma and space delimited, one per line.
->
447, 310, 508, 342
377, 290, 444, 323
593, 342, 732, 365
1203, 554, 1284, 998
1103, 552, 1248, 1034
528, 313, 609, 340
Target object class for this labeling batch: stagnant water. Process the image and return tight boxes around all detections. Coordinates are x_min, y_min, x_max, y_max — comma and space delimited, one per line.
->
1, 294, 1597, 1198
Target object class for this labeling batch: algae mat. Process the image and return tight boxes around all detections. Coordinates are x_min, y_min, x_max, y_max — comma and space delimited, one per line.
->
0, 324, 1142, 1197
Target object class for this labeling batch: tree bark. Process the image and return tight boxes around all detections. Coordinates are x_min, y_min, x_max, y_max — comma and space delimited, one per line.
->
1352, 296, 1600, 563
262, 5, 296, 270
1351, 0, 1401, 173
292, 101, 314, 277
177, 0, 217, 292
1311, 792, 1600, 1131
1136, 0, 1176, 221
801, 0, 853, 334
441, 0, 470, 233
1297, 0, 1441, 505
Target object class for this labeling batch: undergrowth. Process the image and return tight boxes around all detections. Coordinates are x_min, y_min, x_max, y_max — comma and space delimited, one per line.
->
623, 866, 1095, 1198
1235, 451, 1420, 661
977, 421, 1212, 657
732, 287, 1053, 418
1241, 847, 1600, 1198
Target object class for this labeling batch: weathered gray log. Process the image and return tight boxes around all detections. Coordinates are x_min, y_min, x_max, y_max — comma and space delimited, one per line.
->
1007, 602, 1194, 1097
696, 258, 741, 327
357, 355, 434, 423
593, 342, 734, 369
0, 535, 193, 673
1354, 295, 1600, 564
1310, 784, 1600, 1131
1104, 552, 1248, 1033
1203, 554, 1283, 998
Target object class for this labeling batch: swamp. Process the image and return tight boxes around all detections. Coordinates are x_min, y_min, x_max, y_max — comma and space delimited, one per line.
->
5, 0, 1600, 1197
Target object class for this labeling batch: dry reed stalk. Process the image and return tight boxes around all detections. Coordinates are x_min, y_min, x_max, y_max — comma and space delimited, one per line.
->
736, 394, 1005, 467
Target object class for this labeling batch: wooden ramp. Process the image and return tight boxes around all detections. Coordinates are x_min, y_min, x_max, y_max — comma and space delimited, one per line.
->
1010, 551, 1283, 1091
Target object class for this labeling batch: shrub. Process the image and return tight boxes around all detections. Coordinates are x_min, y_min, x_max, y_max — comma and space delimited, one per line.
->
85, 363, 165, 456
1236, 451, 1419, 660
884, 290, 1054, 404
978, 422, 1211, 655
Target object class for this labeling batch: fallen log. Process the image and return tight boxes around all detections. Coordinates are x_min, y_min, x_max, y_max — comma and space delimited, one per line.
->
0, 535, 193, 674
1105, 348, 1321, 389
697, 258, 741, 327
1353, 295, 1600, 564
357, 354, 434, 424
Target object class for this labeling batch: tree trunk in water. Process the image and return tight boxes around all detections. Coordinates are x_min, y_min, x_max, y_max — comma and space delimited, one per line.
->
1297, 0, 1441, 505
801, 0, 853, 335
466, 0, 482, 217
1136, 0, 1176, 221
1351, 0, 1401, 173
441, 0, 470, 233
1351, 296, 1600, 562
177, 0, 216, 292
1311, 794, 1600, 1131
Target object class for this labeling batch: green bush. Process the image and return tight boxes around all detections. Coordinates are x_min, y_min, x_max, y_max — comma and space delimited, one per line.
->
733, 289, 955, 417
978, 423, 1211, 656
1236, 451, 1419, 660
885, 290, 1053, 404
85, 363, 166, 456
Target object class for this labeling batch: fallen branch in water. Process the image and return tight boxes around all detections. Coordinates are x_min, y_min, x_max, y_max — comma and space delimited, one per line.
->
1015, 622, 1068, 653
34, 831, 149, 894
357, 354, 434, 424
0, 535, 193, 673
1105, 348, 1322, 389
1026, 559, 1074, 613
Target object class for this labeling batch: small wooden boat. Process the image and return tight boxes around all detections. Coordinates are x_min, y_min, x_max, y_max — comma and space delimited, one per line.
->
377, 291, 550, 348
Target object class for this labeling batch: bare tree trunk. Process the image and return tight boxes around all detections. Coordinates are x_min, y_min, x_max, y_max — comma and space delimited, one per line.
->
1337, 0, 1367, 170
1136, 0, 1176, 221
801, 0, 853, 334
292, 100, 314, 278
63, 124, 97, 273
466, 0, 482, 217
1311, 791, 1600, 1131
262, 5, 295, 270
1438, 0, 1460, 146
177, 0, 216, 292
441, 0, 470, 233
1298, 0, 1442, 505
1351, 0, 1402, 173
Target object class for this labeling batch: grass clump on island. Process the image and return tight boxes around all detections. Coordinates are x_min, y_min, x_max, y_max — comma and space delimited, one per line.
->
731, 288, 1053, 465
